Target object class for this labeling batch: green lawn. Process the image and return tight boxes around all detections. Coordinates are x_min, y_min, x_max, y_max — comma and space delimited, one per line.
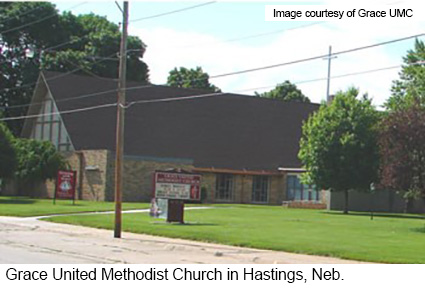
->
0, 196, 149, 217
46, 205, 425, 263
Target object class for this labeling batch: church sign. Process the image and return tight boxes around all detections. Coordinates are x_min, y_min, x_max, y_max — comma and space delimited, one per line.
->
54, 170, 77, 204
154, 171, 201, 201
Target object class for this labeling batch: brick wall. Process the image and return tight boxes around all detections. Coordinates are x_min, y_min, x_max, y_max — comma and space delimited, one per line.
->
95, 152, 194, 202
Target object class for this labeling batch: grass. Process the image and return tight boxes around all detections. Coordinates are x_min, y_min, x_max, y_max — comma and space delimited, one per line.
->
46, 204, 425, 263
0, 196, 149, 217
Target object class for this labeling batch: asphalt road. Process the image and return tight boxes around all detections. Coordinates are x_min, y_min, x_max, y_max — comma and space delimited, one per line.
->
0, 216, 368, 264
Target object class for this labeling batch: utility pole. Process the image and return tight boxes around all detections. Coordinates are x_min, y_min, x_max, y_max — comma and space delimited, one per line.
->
324, 45, 337, 104
114, 1, 128, 239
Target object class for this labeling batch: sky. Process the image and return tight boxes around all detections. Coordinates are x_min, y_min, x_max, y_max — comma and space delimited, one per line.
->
51, 0, 425, 107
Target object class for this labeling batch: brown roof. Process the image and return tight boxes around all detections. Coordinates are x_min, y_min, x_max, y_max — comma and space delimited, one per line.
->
40, 71, 319, 171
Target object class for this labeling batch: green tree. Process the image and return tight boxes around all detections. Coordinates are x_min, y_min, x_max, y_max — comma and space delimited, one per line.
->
14, 138, 67, 185
299, 88, 380, 214
256, 81, 310, 102
0, 123, 17, 180
167, 67, 221, 92
386, 39, 425, 110
0, 2, 149, 135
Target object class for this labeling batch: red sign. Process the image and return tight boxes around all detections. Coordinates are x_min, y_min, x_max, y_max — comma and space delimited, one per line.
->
55, 170, 77, 200
154, 171, 201, 200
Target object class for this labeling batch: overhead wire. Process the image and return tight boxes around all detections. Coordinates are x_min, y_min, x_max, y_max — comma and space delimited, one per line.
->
236, 65, 403, 93
0, 62, 404, 111
1, 61, 419, 121
209, 32, 425, 79
0, 2, 87, 35
0, 51, 119, 94
129, 1, 217, 23
0, 5, 44, 25
2, 32, 423, 95
2, 45, 424, 111
176, 22, 326, 50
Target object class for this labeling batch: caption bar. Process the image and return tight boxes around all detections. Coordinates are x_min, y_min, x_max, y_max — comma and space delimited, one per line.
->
0, 264, 423, 288
265, 5, 421, 21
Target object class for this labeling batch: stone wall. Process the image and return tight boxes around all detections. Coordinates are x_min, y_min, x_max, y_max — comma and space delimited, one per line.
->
42, 150, 109, 201
105, 154, 194, 202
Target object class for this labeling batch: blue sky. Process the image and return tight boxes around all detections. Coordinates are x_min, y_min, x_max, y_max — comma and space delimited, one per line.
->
52, 1, 425, 106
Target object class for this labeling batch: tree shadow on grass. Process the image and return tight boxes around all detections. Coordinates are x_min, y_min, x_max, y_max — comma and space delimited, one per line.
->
0, 197, 35, 205
150, 221, 218, 226
410, 226, 425, 233
322, 211, 425, 220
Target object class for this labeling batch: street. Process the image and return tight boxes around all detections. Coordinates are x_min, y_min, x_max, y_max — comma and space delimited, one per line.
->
0, 216, 367, 264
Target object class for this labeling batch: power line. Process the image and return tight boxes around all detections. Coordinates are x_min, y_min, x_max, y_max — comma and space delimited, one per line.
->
0, 2, 87, 35
1, 33, 423, 109
61, 57, 119, 82
221, 22, 324, 44
130, 1, 216, 23
178, 22, 325, 49
237, 65, 403, 93
0, 62, 411, 121
2, 84, 153, 110
0, 35, 91, 65
0, 61, 411, 111
0, 5, 44, 25
0, 102, 117, 121
0, 90, 223, 121
124, 91, 225, 108
210, 32, 425, 79
0, 51, 118, 94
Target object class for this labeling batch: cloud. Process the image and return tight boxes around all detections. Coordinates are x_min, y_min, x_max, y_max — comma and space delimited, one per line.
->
129, 8, 425, 107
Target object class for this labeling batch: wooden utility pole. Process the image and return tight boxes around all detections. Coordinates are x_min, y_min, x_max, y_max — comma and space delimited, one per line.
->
114, 1, 128, 239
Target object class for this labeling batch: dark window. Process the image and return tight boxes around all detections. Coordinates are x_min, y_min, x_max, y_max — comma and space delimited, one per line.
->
252, 176, 269, 203
215, 174, 234, 201
286, 175, 321, 202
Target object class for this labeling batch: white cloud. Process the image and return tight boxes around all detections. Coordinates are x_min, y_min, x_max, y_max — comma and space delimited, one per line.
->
129, 11, 425, 107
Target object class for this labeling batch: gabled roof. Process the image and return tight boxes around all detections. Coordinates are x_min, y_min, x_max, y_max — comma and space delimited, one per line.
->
28, 71, 319, 171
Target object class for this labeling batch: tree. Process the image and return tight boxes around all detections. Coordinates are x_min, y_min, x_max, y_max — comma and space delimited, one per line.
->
386, 39, 425, 110
0, 2, 149, 136
0, 123, 17, 180
379, 104, 425, 210
13, 138, 67, 185
167, 67, 221, 92
298, 87, 380, 214
256, 81, 310, 102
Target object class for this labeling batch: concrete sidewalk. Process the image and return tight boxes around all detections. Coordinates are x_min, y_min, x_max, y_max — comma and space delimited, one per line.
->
0, 216, 369, 264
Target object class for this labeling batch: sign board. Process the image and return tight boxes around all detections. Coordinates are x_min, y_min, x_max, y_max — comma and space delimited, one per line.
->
55, 170, 77, 202
154, 171, 201, 201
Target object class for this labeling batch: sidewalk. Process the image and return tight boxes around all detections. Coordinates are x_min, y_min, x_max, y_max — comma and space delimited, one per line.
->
0, 215, 371, 264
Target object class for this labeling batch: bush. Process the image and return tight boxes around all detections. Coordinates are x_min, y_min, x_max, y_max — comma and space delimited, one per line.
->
14, 138, 67, 183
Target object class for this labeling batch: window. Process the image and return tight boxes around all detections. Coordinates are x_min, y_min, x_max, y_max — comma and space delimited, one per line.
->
31, 94, 73, 151
252, 176, 269, 203
286, 175, 321, 202
215, 174, 234, 201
